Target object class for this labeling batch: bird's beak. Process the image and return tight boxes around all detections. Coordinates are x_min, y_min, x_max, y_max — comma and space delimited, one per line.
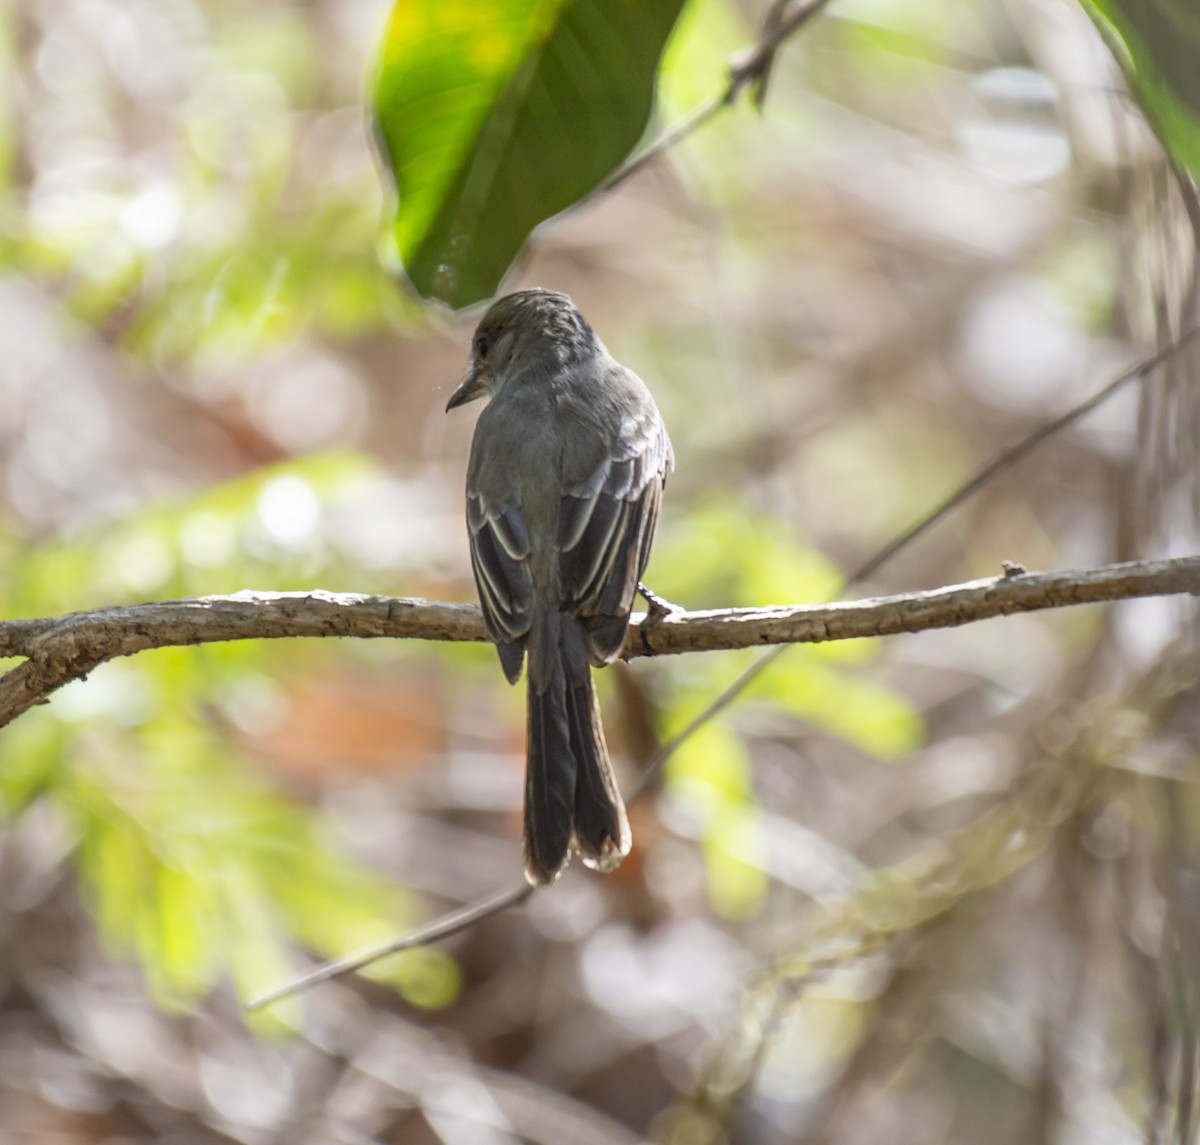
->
446, 366, 487, 411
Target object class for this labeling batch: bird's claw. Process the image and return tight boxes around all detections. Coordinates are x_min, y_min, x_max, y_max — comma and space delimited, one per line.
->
638, 581, 683, 620
637, 582, 683, 655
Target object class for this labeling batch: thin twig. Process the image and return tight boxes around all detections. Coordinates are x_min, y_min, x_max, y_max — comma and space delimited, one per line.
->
739, 0, 835, 110
628, 642, 789, 801
245, 884, 536, 1012
851, 325, 1200, 584
601, 94, 727, 192
602, 0, 835, 193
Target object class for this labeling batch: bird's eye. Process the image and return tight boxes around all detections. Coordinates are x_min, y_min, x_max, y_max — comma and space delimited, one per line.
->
475, 334, 491, 359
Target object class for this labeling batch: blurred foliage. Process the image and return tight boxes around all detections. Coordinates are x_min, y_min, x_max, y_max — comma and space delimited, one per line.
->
4, 452, 374, 609
0, 0, 467, 1023
1082, 0, 1200, 180
372, 0, 688, 308
0, 454, 464, 1020
652, 503, 921, 753
5, 4, 408, 365
0, 0, 1197, 1141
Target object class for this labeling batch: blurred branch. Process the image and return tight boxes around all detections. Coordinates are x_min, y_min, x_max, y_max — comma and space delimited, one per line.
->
246, 883, 535, 1012
602, 0, 834, 192
740, 0, 833, 109
1, 556, 1197, 731
852, 324, 1200, 582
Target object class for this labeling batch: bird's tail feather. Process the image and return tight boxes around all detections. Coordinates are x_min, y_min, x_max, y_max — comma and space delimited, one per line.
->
523, 613, 630, 886
565, 665, 630, 872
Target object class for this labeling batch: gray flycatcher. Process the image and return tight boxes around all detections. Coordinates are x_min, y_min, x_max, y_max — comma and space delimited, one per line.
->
446, 289, 673, 886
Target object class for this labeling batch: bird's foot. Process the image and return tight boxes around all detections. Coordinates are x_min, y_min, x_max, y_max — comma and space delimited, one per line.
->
638, 581, 683, 620
637, 582, 683, 656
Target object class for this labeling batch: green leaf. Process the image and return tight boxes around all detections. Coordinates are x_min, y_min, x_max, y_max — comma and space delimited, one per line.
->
372, 0, 688, 309
1081, 0, 1200, 178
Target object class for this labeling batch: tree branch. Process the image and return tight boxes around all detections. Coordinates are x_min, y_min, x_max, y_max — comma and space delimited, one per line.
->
633, 557, 1200, 653
602, 0, 834, 192
2, 556, 1196, 731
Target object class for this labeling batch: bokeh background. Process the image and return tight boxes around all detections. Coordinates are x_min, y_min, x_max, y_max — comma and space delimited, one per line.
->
1, 0, 1198, 1142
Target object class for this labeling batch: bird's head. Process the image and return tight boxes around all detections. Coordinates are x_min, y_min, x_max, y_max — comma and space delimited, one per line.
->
445, 289, 598, 411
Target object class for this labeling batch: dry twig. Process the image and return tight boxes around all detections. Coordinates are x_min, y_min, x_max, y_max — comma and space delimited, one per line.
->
602, 0, 834, 192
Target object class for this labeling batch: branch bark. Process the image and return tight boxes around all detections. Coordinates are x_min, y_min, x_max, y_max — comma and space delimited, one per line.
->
1, 556, 1196, 731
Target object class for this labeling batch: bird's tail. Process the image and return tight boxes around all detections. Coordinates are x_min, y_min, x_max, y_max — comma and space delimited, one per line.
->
524, 612, 631, 886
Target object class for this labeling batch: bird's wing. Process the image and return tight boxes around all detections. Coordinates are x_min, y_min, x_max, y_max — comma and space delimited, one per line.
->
558, 399, 672, 665
467, 492, 534, 683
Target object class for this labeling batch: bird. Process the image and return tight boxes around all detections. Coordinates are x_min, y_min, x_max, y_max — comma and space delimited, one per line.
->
446, 289, 673, 886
